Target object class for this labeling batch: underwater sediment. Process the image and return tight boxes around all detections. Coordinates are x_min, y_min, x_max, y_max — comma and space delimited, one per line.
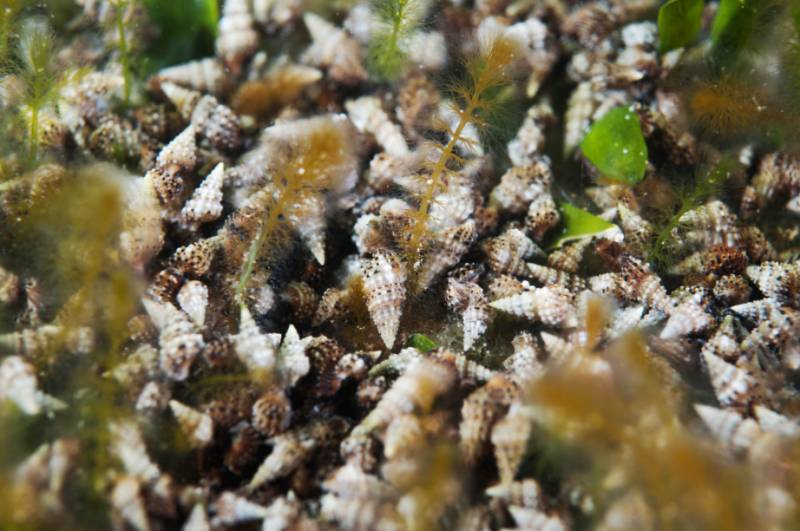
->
2, 0, 800, 529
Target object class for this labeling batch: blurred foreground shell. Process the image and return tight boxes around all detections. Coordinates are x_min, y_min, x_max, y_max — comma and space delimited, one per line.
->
216, 0, 259, 74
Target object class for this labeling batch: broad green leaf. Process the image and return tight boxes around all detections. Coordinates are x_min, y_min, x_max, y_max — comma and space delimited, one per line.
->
711, 0, 758, 56
408, 333, 438, 353
551, 203, 617, 249
658, 0, 704, 52
141, 0, 218, 73
580, 106, 648, 184
196, 0, 220, 38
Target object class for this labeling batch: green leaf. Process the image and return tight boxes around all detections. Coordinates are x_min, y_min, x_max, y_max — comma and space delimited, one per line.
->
141, 0, 218, 73
657, 0, 704, 52
580, 106, 648, 184
196, 0, 219, 38
408, 333, 437, 353
551, 203, 617, 249
711, 0, 758, 56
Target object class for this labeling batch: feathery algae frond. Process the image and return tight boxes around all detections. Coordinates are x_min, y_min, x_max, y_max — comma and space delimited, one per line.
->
404, 34, 523, 283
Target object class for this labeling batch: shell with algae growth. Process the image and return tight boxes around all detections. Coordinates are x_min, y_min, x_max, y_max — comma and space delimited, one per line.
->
233, 114, 357, 302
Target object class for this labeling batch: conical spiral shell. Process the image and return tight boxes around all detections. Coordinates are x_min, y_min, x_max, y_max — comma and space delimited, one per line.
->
361, 250, 407, 348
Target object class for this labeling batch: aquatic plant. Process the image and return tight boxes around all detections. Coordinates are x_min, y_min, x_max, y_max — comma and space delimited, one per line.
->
3, 2, 800, 529
110, 0, 136, 105
14, 19, 64, 164
404, 33, 522, 278
647, 159, 732, 271
580, 105, 648, 185
657, 0, 703, 52
528, 331, 766, 530
234, 117, 356, 304
141, 0, 218, 72
367, 0, 429, 80
0, 0, 23, 69
550, 203, 617, 250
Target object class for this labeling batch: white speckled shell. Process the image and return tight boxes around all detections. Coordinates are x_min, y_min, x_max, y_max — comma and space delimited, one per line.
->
484, 227, 543, 276
302, 13, 367, 84
490, 286, 577, 328
169, 400, 214, 448
232, 306, 280, 374
702, 351, 758, 409
154, 58, 228, 96
181, 163, 224, 230
177, 280, 209, 327
346, 96, 409, 158
361, 250, 407, 348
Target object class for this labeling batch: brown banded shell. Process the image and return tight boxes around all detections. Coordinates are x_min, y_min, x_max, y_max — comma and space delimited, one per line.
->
525, 193, 560, 242
678, 200, 742, 251
483, 228, 543, 277
490, 161, 553, 216
702, 351, 760, 409
252, 388, 292, 437
432, 349, 495, 384
492, 404, 533, 484
416, 220, 478, 292
713, 274, 751, 306
224, 424, 263, 476
459, 375, 518, 464
304, 335, 346, 397
281, 281, 318, 323
548, 238, 592, 274
486, 274, 525, 300
142, 297, 204, 381
526, 263, 587, 294
361, 250, 407, 349
148, 266, 184, 303
490, 286, 578, 328
171, 238, 218, 277
249, 416, 349, 489
161, 83, 244, 153
203, 388, 255, 430
618, 255, 674, 313
357, 360, 456, 435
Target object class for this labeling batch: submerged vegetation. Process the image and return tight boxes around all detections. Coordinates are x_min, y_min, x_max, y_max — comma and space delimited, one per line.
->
1, 0, 800, 530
